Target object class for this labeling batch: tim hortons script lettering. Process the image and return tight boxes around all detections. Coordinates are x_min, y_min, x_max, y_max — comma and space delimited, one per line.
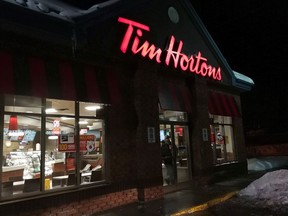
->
118, 17, 222, 81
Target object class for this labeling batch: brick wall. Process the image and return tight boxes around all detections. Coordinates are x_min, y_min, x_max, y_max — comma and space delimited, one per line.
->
17, 188, 138, 216
138, 186, 163, 202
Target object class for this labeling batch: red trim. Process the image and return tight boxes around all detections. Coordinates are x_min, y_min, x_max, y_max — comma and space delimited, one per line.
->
0, 51, 14, 94
208, 91, 240, 117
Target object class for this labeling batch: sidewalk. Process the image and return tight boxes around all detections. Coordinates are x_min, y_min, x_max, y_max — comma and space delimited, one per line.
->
94, 170, 268, 216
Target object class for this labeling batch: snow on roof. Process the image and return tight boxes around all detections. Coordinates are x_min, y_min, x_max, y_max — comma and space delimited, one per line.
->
3, 0, 120, 22
233, 71, 254, 85
232, 70, 254, 91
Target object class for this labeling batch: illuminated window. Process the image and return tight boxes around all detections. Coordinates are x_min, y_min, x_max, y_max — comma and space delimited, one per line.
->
1, 95, 106, 198
209, 114, 236, 165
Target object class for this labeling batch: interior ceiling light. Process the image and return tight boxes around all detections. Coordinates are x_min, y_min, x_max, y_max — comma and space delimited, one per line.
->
85, 105, 101, 111
48, 135, 58, 140
61, 117, 74, 120
46, 108, 58, 113
79, 120, 88, 125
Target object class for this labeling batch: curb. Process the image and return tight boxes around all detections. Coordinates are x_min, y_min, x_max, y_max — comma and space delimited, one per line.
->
171, 191, 238, 216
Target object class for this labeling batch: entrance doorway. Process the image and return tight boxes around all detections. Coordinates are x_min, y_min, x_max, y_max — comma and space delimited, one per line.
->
160, 124, 190, 186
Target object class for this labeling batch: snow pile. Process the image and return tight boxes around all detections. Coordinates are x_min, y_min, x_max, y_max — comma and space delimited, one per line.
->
238, 169, 288, 206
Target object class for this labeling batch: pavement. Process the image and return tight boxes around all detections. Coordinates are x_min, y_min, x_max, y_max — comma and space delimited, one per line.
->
93, 170, 269, 216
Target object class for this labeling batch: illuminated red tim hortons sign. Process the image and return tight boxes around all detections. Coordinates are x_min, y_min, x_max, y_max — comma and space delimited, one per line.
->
118, 17, 222, 81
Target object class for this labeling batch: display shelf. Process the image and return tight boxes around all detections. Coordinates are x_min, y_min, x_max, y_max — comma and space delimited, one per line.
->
4, 151, 53, 179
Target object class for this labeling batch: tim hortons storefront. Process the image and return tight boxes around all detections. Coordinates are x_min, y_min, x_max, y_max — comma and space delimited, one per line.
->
0, 0, 254, 215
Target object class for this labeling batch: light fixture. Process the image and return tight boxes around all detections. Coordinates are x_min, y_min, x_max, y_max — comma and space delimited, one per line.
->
79, 120, 88, 125
45, 108, 58, 113
61, 117, 74, 120
85, 105, 101, 111
9, 115, 18, 130
48, 135, 58, 140
5, 140, 12, 147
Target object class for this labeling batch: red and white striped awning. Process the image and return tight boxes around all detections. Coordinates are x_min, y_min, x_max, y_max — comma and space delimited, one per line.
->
0, 50, 121, 104
208, 91, 240, 117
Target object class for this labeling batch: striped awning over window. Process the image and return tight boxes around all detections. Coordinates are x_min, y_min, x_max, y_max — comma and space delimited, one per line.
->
0, 50, 121, 104
208, 91, 240, 117
158, 81, 192, 112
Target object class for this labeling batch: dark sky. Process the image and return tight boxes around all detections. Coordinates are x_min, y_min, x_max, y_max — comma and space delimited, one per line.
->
192, 0, 288, 134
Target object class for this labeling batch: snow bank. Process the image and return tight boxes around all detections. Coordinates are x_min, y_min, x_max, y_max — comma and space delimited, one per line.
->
238, 169, 288, 206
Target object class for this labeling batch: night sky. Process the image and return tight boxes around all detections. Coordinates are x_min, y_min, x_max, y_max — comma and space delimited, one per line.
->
192, 0, 288, 135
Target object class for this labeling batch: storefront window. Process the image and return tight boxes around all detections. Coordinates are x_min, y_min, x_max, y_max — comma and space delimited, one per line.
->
1, 95, 106, 197
209, 114, 236, 165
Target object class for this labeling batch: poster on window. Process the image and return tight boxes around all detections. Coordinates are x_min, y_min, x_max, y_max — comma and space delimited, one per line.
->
58, 134, 95, 152
80, 135, 96, 152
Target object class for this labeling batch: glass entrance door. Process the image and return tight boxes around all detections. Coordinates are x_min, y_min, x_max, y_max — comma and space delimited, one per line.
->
160, 124, 190, 186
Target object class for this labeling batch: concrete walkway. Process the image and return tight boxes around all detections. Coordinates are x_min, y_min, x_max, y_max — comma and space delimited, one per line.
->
94, 171, 268, 216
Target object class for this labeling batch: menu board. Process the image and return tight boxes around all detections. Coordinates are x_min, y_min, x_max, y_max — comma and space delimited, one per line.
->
22, 130, 37, 142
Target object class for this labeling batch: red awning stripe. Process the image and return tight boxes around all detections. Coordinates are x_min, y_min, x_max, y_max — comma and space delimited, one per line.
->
84, 66, 101, 102
0, 51, 14, 94
0, 50, 117, 104
227, 95, 240, 117
59, 61, 76, 100
106, 69, 121, 105
219, 93, 232, 116
29, 57, 48, 98
208, 91, 240, 117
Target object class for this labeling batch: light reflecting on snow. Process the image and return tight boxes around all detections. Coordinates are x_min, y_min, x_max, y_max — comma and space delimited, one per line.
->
239, 169, 288, 206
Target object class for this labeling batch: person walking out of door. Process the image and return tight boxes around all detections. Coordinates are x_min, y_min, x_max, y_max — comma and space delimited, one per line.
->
161, 135, 176, 184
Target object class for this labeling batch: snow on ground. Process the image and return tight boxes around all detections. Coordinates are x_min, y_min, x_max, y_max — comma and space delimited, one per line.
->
239, 169, 288, 206
235, 157, 288, 211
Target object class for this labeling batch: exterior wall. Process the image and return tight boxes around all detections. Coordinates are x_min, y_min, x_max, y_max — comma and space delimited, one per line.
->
0, 1, 249, 214
133, 62, 163, 200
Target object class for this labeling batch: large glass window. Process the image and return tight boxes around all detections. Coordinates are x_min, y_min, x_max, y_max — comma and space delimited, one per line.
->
209, 114, 236, 165
1, 95, 106, 198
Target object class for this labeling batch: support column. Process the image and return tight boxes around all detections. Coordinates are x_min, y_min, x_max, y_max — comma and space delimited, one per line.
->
133, 62, 163, 201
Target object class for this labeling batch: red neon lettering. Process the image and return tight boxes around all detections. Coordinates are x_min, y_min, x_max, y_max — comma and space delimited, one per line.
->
118, 17, 150, 53
131, 29, 162, 63
165, 36, 183, 68
118, 17, 222, 81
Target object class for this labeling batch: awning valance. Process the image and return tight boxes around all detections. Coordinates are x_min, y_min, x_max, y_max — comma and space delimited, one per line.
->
208, 91, 240, 117
0, 51, 121, 104
158, 81, 192, 112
